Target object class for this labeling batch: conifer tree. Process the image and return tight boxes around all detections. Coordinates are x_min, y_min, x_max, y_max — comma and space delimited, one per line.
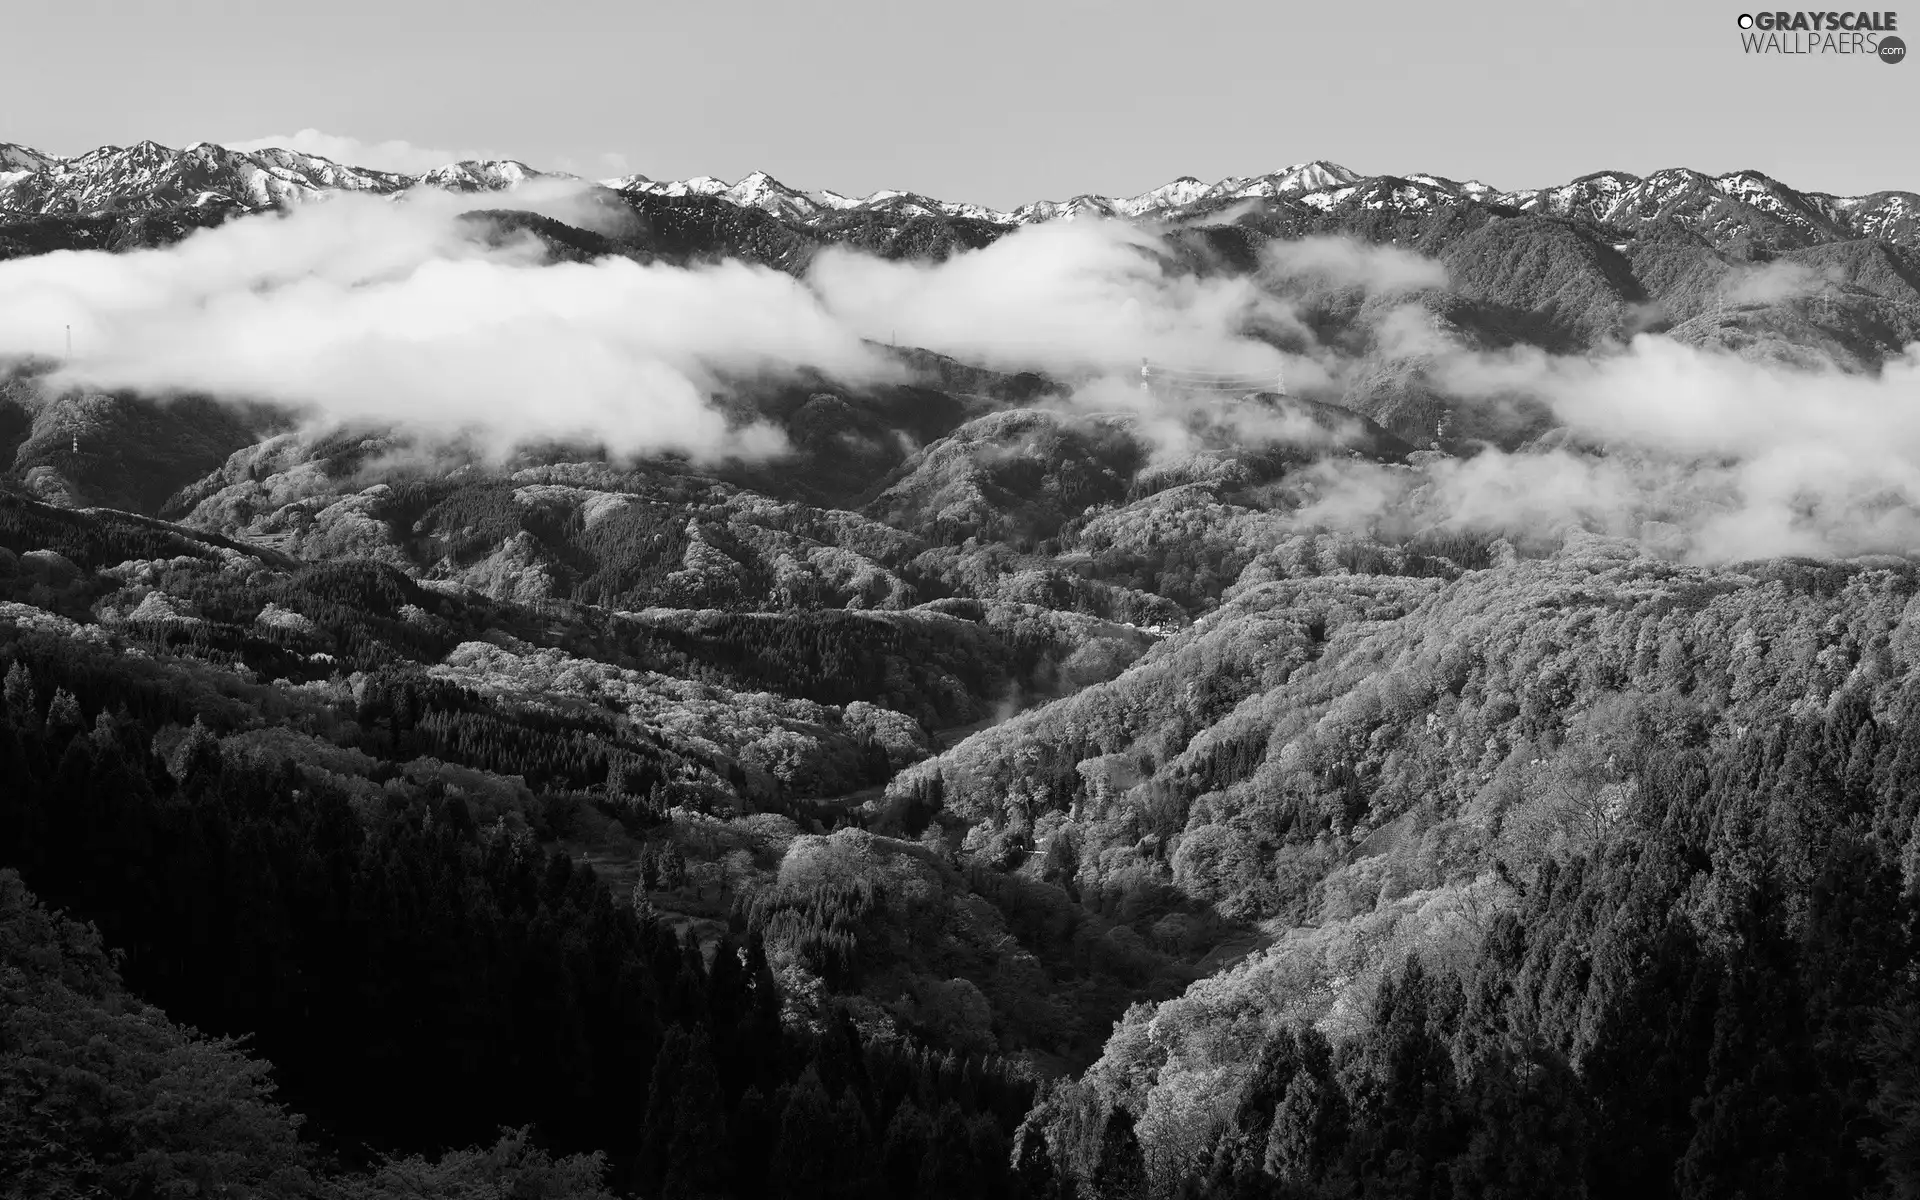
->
728, 1086, 775, 1198
773, 1067, 836, 1200
636, 1026, 690, 1195
832, 1085, 884, 1200
45, 686, 81, 732
1089, 1106, 1148, 1200
1011, 1104, 1060, 1200
919, 1100, 985, 1200
663, 1030, 728, 1200
883, 1098, 932, 1200
4, 660, 37, 732
1263, 1033, 1347, 1190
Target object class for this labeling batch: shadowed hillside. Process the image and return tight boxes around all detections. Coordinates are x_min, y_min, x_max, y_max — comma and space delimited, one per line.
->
6, 141, 1920, 1200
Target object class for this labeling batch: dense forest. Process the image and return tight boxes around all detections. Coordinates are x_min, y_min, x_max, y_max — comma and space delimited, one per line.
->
9, 149, 1920, 1197
11, 459, 1920, 1197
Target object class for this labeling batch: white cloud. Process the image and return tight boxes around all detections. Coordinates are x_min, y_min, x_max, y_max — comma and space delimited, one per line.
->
1719, 258, 1834, 305
1294, 322, 1920, 563
1262, 235, 1449, 295
11, 199, 1918, 566
808, 218, 1301, 379
0, 185, 898, 461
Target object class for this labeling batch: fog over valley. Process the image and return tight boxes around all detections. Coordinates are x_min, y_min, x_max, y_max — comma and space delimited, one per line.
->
5, 132, 1920, 1200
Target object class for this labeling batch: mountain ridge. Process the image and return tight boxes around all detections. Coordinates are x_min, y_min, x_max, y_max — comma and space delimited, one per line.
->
10, 132, 1920, 1200
6, 139, 1919, 258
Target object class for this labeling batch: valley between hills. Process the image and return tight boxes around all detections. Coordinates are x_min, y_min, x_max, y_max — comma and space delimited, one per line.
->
4, 140, 1920, 1198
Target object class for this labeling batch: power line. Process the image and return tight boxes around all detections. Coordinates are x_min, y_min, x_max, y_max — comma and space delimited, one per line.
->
1139, 358, 1287, 396
1144, 367, 1271, 380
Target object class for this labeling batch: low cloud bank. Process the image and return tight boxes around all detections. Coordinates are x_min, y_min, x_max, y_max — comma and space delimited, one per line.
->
0, 188, 893, 460
1294, 317, 1920, 562
809, 220, 1301, 378
6, 191, 1920, 563
1261, 235, 1450, 295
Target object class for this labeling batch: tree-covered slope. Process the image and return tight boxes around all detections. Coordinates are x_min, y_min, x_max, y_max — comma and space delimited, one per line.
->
6, 143, 1920, 1198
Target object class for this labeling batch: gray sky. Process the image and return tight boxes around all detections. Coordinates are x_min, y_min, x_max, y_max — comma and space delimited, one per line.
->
8, 0, 1915, 207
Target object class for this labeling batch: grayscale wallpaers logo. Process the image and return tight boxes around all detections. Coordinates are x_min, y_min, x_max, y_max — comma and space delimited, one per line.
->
1736, 10, 1904, 58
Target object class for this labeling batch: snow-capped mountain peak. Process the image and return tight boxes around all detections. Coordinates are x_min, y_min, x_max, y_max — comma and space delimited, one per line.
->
1115, 176, 1213, 217
0, 143, 53, 173
3, 140, 1918, 260
807, 188, 866, 212
1267, 161, 1363, 194
722, 171, 820, 220
414, 160, 542, 193
603, 169, 827, 221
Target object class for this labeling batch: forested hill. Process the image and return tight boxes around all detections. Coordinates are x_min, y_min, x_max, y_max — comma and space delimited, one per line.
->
5, 148, 1920, 1197
8, 462, 1920, 1197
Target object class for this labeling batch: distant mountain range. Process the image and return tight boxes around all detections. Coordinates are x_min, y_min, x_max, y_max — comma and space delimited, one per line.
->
3, 139, 1917, 257
7, 136, 1920, 479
